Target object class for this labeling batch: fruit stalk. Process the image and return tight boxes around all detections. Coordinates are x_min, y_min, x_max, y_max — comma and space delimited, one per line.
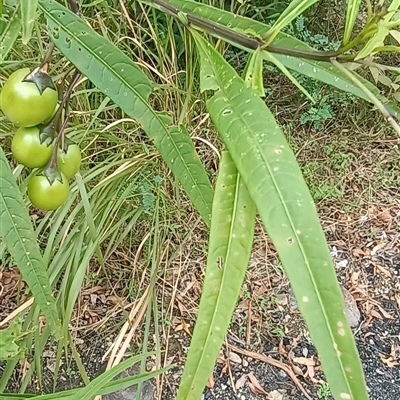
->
48, 69, 81, 168
39, 42, 55, 70
67, 0, 80, 16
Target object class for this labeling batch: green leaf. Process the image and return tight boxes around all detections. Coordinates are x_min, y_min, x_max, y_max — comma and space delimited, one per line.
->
38, 0, 214, 227
266, 0, 319, 45
17, 363, 170, 400
193, 31, 369, 400
355, 0, 400, 60
343, 0, 362, 44
157, 0, 380, 101
20, 0, 38, 44
70, 354, 151, 400
263, 50, 314, 102
0, 147, 61, 338
0, 10, 21, 63
177, 151, 256, 400
0, 319, 24, 360
243, 47, 265, 96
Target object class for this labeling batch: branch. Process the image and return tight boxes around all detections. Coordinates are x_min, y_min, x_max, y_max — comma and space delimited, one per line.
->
330, 58, 400, 135
147, 0, 349, 62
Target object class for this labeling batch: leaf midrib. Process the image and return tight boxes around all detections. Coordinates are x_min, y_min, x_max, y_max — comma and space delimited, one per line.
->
198, 39, 351, 394
40, 1, 212, 224
0, 184, 59, 336
182, 168, 242, 399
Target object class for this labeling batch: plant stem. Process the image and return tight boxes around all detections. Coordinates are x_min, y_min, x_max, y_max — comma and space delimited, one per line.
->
40, 42, 55, 70
148, 0, 349, 62
330, 58, 400, 135
47, 0, 82, 169
48, 70, 81, 168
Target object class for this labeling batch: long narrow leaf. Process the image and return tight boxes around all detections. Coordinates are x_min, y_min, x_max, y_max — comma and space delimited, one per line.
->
267, 0, 319, 45
70, 354, 151, 400
0, 11, 21, 63
150, 0, 380, 101
343, 0, 362, 44
0, 147, 61, 338
355, 0, 400, 60
263, 50, 314, 102
177, 151, 256, 400
193, 31, 369, 400
38, 0, 214, 227
9, 366, 171, 400
20, 0, 38, 44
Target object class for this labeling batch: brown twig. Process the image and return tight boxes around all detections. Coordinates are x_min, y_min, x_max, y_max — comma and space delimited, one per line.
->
67, 0, 80, 16
228, 343, 312, 400
39, 42, 55, 70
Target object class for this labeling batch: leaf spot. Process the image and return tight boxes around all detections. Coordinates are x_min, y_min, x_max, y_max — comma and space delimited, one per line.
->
340, 394, 351, 400
52, 26, 60, 39
296, 230, 301, 234
274, 149, 282, 154
345, 366, 352, 372
302, 296, 309, 302
338, 328, 345, 336
337, 321, 344, 328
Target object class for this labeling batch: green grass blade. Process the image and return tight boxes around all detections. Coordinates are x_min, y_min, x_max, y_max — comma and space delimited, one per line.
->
38, 0, 214, 227
75, 173, 103, 264
0, 10, 21, 63
266, 0, 319, 45
193, 32, 369, 400
155, 0, 380, 101
20, 0, 38, 44
0, 147, 61, 338
263, 50, 314, 102
8, 366, 170, 400
177, 151, 256, 400
343, 0, 362, 44
69, 354, 152, 400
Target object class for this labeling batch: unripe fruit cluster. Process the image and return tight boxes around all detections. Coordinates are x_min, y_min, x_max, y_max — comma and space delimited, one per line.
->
0, 68, 81, 211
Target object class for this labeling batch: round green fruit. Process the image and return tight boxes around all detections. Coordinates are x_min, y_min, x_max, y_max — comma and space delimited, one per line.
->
57, 142, 81, 179
11, 126, 54, 168
0, 68, 58, 127
27, 171, 70, 211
